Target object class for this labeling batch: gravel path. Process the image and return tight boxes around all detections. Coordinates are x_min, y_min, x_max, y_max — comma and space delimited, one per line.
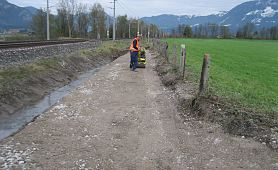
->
0, 52, 277, 169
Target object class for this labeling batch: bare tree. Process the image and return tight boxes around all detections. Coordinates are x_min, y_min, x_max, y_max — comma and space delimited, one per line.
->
116, 15, 128, 38
220, 25, 230, 39
270, 26, 278, 40
90, 3, 106, 39
59, 0, 76, 38
31, 9, 47, 40
208, 23, 218, 38
76, 3, 89, 38
183, 25, 192, 38
56, 8, 68, 37
150, 24, 159, 38
31, 8, 56, 40
243, 23, 255, 39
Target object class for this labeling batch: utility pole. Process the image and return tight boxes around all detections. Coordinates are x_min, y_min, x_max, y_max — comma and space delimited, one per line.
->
148, 25, 150, 43
107, 16, 110, 39
137, 18, 140, 36
113, 0, 116, 41
129, 21, 131, 39
46, 0, 50, 40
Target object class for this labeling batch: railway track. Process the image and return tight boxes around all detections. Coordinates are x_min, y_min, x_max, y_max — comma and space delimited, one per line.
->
0, 39, 89, 49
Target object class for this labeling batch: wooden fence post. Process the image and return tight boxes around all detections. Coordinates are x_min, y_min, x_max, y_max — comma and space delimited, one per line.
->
165, 42, 168, 61
199, 54, 210, 95
172, 44, 177, 66
180, 44, 185, 74
164, 43, 167, 58
162, 43, 165, 57
182, 47, 186, 78
158, 41, 161, 54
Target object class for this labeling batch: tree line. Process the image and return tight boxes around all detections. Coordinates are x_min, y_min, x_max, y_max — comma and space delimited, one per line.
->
31, 0, 160, 40
236, 23, 278, 40
170, 23, 278, 40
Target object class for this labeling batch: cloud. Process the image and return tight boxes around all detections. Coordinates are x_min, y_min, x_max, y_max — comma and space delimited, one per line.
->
7, 0, 249, 17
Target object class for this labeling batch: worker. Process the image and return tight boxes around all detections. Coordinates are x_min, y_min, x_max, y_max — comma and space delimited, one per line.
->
129, 35, 141, 71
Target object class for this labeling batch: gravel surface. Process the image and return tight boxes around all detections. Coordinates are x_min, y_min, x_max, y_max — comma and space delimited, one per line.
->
0, 41, 101, 68
0, 52, 277, 169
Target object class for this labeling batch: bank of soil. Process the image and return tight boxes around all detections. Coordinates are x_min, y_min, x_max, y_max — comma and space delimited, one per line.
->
153, 50, 278, 150
0, 41, 128, 116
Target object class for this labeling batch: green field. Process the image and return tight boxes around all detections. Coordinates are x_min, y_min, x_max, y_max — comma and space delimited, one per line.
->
164, 38, 278, 114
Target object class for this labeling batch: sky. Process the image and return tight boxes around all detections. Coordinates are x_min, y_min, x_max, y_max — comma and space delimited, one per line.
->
7, 0, 251, 17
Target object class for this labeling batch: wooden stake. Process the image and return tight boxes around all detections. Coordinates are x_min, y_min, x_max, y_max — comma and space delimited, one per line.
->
199, 54, 210, 95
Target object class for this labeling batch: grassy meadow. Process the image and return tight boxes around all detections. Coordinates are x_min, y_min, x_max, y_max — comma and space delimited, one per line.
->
164, 38, 278, 114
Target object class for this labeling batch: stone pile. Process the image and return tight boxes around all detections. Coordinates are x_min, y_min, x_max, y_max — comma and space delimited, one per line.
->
0, 41, 101, 68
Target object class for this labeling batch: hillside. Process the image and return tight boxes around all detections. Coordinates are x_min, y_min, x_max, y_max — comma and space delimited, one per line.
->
0, 0, 36, 29
141, 0, 278, 31
0, 0, 277, 32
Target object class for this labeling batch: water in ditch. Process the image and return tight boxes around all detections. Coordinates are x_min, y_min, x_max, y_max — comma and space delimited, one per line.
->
0, 67, 101, 141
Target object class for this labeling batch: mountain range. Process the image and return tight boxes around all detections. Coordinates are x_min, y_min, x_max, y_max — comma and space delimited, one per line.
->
141, 0, 278, 32
0, 0, 36, 29
0, 0, 277, 32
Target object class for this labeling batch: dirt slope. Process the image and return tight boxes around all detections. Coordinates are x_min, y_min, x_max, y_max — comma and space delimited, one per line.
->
0, 52, 277, 169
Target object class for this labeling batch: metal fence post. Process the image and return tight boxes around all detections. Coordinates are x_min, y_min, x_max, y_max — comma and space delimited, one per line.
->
172, 44, 177, 66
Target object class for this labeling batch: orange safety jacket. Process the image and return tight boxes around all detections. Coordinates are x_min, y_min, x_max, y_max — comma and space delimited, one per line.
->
129, 38, 139, 52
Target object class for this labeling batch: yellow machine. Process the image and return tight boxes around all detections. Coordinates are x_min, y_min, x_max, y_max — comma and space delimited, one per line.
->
137, 49, 146, 68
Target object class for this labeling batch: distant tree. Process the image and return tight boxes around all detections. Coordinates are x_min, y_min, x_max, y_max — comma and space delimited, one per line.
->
270, 26, 278, 40
183, 25, 192, 38
242, 23, 255, 39
197, 24, 204, 38
31, 9, 56, 40
59, 0, 76, 38
31, 9, 46, 40
220, 25, 230, 39
253, 31, 259, 39
76, 3, 89, 38
90, 3, 106, 39
236, 27, 243, 39
259, 28, 267, 39
149, 24, 159, 38
116, 15, 128, 38
203, 24, 209, 38
171, 28, 177, 37
128, 18, 137, 38
56, 8, 68, 37
208, 23, 218, 38
193, 26, 198, 38
177, 24, 185, 37
139, 20, 149, 38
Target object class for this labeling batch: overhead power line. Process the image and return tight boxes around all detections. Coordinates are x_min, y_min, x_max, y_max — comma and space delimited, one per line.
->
118, 0, 138, 15
117, 0, 132, 17
108, 0, 117, 40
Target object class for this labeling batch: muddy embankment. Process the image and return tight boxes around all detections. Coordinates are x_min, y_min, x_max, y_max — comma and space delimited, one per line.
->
0, 41, 129, 116
152, 50, 278, 151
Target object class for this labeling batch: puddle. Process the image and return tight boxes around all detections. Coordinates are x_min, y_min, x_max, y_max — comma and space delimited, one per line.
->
0, 67, 101, 141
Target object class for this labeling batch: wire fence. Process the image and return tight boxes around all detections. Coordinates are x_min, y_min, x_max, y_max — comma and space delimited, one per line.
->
151, 39, 210, 96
